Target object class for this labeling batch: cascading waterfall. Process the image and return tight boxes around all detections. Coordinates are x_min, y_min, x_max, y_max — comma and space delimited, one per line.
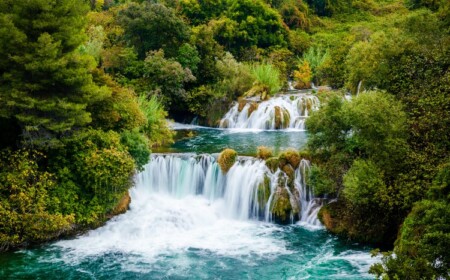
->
295, 160, 322, 226
136, 154, 322, 225
219, 94, 320, 130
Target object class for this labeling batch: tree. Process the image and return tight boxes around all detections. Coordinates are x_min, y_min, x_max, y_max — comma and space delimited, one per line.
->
309, 92, 409, 244
118, 2, 190, 59
0, 0, 110, 147
140, 49, 196, 107
371, 163, 450, 279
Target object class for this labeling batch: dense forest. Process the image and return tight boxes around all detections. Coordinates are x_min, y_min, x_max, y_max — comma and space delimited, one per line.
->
0, 0, 448, 278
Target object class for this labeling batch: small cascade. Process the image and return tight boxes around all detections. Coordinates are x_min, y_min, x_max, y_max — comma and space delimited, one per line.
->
136, 154, 322, 226
219, 94, 320, 130
295, 160, 322, 226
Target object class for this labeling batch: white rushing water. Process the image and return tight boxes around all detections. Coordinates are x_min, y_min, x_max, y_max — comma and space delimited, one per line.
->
136, 154, 321, 223
55, 154, 299, 263
220, 94, 320, 130
48, 154, 381, 279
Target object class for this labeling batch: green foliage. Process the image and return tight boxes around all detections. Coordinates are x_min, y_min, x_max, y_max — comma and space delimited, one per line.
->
299, 46, 329, 85
185, 52, 254, 124
118, 2, 189, 58
308, 165, 334, 196
176, 43, 201, 73
138, 95, 174, 146
89, 69, 146, 132
181, 0, 288, 58
80, 25, 106, 63
307, 91, 409, 243
141, 49, 196, 107
288, 29, 311, 55
371, 163, 450, 279
185, 85, 218, 118
251, 63, 282, 95
48, 129, 135, 226
343, 159, 387, 207
215, 52, 254, 99
0, 150, 74, 250
0, 0, 110, 145
120, 129, 151, 171
190, 24, 225, 84
278, 0, 311, 29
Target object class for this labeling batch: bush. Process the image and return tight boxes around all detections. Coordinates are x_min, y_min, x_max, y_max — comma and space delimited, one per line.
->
343, 159, 387, 207
48, 129, 136, 226
218, 148, 237, 173
120, 129, 151, 171
0, 150, 74, 251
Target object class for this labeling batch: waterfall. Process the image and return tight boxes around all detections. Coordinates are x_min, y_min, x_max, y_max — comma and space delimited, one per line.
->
295, 160, 322, 226
219, 94, 320, 130
136, 154, 322, 225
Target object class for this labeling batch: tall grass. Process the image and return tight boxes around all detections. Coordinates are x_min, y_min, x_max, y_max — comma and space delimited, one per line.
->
298, 47, 329, 84
251, 63, 282, 95
138, 95, 173, 146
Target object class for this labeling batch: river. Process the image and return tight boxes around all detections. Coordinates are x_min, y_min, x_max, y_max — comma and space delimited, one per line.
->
0, 94, 378, 279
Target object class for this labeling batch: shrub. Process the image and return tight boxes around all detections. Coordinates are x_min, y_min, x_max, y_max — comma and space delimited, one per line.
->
120, 129, 151, 171
0, 150, 74, 251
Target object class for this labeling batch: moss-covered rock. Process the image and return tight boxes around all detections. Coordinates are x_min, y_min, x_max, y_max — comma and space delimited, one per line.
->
220, 119, 229, 128
257, 175, 271, 212
108, 192, 131, 217
257, 146, 273, 160
218, 148, 237, 173
248, 102, 259, 116
282, 163, 295, 185
265, 157, 280, 173
238, 100, 247, 112
274, 106, 282, 129
245, 84, 269, 99
274, 106, 290, 129
298, 149, 311, 161
271, 187, 293, 224
279, 149, 301, 169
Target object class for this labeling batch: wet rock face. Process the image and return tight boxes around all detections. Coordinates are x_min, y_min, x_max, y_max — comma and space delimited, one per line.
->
247, 102, 259, 117
270, 186, 299, 224
257, 175, 271, 213
274, 106, 291, 129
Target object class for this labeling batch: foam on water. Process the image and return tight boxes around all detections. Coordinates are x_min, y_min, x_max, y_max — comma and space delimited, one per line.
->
54, 191, 289, 266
